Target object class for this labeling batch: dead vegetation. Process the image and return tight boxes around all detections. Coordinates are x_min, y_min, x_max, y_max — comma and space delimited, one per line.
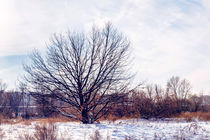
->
20, 122, 57, 140
90, 130, 101, 140
0, 119, 207, 140
0, 128, 5, 140
173, 122, 210, 140
176, 112, 210, 121
34, 123, 57, 140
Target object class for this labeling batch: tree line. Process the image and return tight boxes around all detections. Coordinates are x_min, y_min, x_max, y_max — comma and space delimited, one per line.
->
0, 76, 209, 121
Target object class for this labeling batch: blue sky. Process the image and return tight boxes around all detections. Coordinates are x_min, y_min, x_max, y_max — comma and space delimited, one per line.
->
0, 0, 210, 93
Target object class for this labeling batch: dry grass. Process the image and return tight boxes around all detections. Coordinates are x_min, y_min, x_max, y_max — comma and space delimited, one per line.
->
100, 114, 140, 123
13, 115, 72, 126
1, 114, 132, 125
0, 111, 210, 127
176, 112, 210, 121
124, 136, 136, 140
0, 114, 4, 125
22, 133, 34, 140
0, 116, 25, 125
20, 122, 58, 140
90, 130, 101, 140
0, 128, 5, 139
89, 130, 136, 140
34, 123, 57, 140
173, 122, 209, 140
34, 116, 72, 124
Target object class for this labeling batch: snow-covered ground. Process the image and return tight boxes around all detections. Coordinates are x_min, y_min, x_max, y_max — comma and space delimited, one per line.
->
0, 119, 210, 139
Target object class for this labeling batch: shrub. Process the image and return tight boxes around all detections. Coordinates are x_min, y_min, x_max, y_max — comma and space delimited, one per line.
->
21, 123, 57, 140
90, 130, 101, 140
34, 123, 57, 140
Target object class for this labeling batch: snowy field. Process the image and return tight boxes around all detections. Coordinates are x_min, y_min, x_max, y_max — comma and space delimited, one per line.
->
0, 119, 210, 140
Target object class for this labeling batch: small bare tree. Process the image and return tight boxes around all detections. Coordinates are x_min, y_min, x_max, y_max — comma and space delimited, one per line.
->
23, 23, 131, 123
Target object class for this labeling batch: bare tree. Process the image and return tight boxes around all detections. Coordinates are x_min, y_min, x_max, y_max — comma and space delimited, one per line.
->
23, 23, 131, 123
166, 76, 191, 112
166, 76, 191, 100
5, 91, 23, 118
190, 95, 202, 112
0, 80, 7, 93
145, 84, 164, 101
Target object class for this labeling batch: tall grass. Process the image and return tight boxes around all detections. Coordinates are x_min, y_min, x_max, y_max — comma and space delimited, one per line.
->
177, 112, 210, 121
90, 130, 101, 140
21, 123, 57, 140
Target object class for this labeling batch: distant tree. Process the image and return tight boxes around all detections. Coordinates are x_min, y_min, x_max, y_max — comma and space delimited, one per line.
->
0, 80, 7, 93
23, 23, 131, 123
34, 87, 56, 117
5, 91, 23, 118
190, 95, 202, 112
166, 76, 191, 112
0, 80, 7, 118
145, 84, 164, 101
166, 76, 191, 100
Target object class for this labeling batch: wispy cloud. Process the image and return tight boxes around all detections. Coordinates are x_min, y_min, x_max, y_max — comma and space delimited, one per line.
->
0, 0, 210, 92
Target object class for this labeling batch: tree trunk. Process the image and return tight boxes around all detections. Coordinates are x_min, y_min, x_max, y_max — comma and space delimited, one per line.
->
82, 109, 89, 124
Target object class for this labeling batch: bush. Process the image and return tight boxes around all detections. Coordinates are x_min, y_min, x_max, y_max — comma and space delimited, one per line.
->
22, 123, 57, 140
34, 123, 57, 140
109, 86, 206, 120
90, 130, 101, 140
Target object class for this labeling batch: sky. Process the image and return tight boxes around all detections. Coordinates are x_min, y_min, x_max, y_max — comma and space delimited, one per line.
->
0, 0, 210, 94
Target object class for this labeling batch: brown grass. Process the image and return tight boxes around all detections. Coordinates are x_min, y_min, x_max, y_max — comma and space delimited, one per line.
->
34, 123, 57, 140
99, 114, 140, 123
15, 115, 73, 125
34, 116, 72, 124
0, 111, 210, 126
176, 112, 210, 121
0, 115, 25, 125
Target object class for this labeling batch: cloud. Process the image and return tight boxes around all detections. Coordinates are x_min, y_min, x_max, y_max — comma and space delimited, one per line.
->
0, 0, 210, 92
111, 0, 210, 93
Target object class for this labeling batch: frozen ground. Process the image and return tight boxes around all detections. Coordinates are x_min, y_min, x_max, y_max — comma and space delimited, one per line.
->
0, 118, 210, 139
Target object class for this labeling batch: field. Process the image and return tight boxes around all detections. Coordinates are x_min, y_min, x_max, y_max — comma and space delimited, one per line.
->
0, 118, 210, 140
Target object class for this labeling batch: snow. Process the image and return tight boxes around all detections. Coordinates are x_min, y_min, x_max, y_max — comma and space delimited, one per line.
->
0, 119, 210, 139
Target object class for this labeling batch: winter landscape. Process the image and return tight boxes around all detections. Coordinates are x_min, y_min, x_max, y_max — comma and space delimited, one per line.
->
0, 118, 209, 140
1, 0, 210, 140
